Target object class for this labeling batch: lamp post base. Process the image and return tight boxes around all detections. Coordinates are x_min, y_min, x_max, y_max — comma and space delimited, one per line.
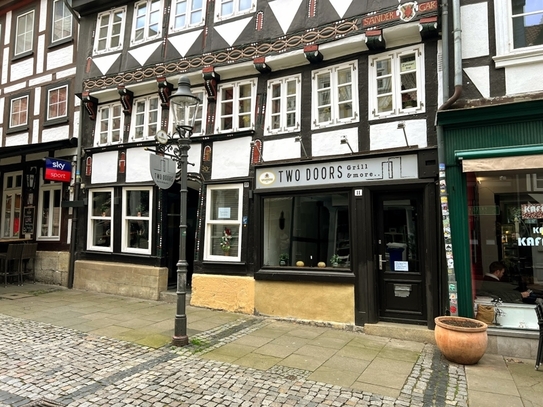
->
172, 335, 189, 347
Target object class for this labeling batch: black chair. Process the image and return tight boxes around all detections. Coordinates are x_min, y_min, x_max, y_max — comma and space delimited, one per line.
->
20, 243, 37, 285
0, 244, 24, 287
536, 302, 543, 371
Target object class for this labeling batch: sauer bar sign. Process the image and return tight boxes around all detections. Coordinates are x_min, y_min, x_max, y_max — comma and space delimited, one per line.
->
362, 0, 438, 28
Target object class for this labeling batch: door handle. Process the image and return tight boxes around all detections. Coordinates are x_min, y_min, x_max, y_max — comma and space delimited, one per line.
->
379, 254, 387, 270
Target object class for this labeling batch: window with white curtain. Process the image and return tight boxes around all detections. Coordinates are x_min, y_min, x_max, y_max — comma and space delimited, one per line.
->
204, 184, 243, 261
311, 61, 359, 129
369, 45, 425, 119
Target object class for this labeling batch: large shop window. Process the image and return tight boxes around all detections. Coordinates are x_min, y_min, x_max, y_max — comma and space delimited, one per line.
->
205, 184, 243, 261
37, 182, 61, 240
469, 171, 543, 312
87, 189, 113, 252
262, 193, 350, 268
1, 172, 23, 239
122, 187, 152, 254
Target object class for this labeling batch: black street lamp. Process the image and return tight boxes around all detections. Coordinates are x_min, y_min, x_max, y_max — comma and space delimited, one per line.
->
159, 76, 200, 346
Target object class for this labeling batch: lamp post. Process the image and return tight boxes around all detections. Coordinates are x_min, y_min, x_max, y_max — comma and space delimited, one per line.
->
161, 76, 200, 346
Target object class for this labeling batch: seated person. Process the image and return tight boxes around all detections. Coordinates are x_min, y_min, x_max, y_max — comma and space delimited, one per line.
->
477, 261, 540, 304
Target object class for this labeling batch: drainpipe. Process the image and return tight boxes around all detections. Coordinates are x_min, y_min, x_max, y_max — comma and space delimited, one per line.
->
67, 99, 83, 289
436, 0, 462, 316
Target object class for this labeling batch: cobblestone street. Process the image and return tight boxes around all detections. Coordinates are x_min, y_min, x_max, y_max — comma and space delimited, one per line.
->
0, 313, 467, 407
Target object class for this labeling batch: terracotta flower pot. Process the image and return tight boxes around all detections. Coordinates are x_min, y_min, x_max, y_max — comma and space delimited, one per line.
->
434, 316, 488, 365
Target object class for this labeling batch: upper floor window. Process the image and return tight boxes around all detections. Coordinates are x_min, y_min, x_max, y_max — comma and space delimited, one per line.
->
47, 85, 68, 120
368, 46, 425, 119
512, 0, 543, 49
171, 0, 205, 31
265, 75, 301, 135
312, 62, 359, 129
15, 10, 34, 56
10, 95, 29, 128
96, 103, 124, 146
216, 80, 256, 133
215, 0, 255, 21
94, 7, 126, 54
52, 0, 72, 43
132, 0, 162, 44
131, 96, 162, 141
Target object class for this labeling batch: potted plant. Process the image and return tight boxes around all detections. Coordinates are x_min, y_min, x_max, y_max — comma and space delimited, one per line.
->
330, 254, 340, 267
220, 228, 232, 255
279, 253, 289, 266
434, 316, 488, 365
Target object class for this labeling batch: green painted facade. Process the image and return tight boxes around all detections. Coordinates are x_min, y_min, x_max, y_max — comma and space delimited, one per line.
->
437, 99, 543, 316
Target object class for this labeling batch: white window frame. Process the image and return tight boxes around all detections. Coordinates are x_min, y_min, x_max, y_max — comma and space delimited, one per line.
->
47, 85, 68, 120
37, 181, 62, 241
131, 0, 163, 45
10, 95, 29, 128
52, 0, 72, 43
94, 6, 126, 54
216, 79, 256, 133
215, 0, 255, 22
264, 75, 301, 135
170, 0, 206, 31
368, 45, 425, 120
95, 103, 124, 146
15, 10, 34, 56
311, 61, 359, 130
131, 95, 162, 141
204, 183, 243, 262
121, 187, 152, 254
1, 172, 23, 239
87, 189, 114, 252
494, 0, 543, 67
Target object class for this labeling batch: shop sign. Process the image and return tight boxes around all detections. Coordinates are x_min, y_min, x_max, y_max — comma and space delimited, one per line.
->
256, 154, 418, 189
44, 158, 71, 183
521, 203, 543, 219
150, 154, 176, 190
468, 206, 499, 216
361, 0, 437, 27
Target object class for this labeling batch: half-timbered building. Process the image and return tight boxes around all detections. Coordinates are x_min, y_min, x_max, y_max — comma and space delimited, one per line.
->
0, 0, 79, 285
71, 0, 446, 329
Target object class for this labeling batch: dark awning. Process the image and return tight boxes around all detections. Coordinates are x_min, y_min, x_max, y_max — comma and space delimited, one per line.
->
0, 138, 78, 160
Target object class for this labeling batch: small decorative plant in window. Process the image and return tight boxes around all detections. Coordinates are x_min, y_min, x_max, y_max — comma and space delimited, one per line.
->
330, 254, 340, 267
220, 228, 232, 255
279, 253, 289, 266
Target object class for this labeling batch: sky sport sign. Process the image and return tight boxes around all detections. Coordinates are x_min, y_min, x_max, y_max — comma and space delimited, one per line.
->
44, 158, 71, 183
150, 154, 177, 189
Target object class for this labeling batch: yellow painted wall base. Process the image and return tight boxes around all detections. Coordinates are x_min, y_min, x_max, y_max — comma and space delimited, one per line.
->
190, 274, 255, 314
74, 260, 168, 300
191, 274, 354, 324
255, 281, 354, 324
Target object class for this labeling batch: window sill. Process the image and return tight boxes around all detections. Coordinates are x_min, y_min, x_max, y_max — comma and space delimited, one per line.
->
494, 48, 543, 68
48, 37, 74, 50
44, 117, 69, 127
6, 126, 29, 135
256, 267, 355, 283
